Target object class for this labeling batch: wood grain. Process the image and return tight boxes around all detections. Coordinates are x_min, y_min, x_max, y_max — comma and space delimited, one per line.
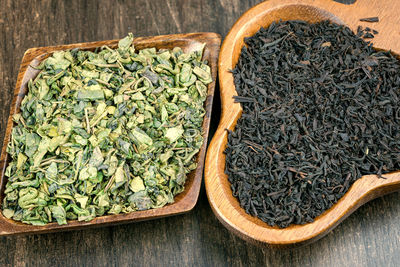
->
205, 0, 400, 247
1, 0, 400, 266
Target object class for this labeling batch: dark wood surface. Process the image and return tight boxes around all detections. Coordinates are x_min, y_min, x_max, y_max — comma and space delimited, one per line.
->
0, 0, 399, 266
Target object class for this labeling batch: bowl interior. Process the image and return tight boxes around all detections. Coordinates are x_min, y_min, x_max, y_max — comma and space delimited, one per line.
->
221, 4, 347, 230
230, 4, 344, 68
2, 37, 206, 203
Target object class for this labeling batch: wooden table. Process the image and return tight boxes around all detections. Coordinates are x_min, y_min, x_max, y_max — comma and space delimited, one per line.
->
0, 0, 399, 266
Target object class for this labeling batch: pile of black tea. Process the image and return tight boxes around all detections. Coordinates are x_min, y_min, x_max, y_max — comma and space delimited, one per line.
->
225, 20, 400, 228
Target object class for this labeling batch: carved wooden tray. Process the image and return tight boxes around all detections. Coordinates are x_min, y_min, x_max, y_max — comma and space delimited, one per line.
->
0, 32, 221, 236
205, 0, 400, 247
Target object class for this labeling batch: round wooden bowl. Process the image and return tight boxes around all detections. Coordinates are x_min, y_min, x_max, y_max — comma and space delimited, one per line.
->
205, 0, 400, 247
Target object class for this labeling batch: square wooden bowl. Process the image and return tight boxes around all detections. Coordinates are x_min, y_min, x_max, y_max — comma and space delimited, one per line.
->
0, 32, 221, 236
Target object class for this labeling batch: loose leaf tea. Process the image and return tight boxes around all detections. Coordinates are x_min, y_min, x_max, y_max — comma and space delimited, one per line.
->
2, 34, 211, 225
357, 26, 378, 39
225, 21, 400, 228
359, 17, 379, 23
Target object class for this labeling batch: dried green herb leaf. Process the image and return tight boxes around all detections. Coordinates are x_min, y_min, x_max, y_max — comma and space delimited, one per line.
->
129, 176, 145, 192
131, 128, 153, 147
2, 209, 14, 219
76, 90, 104, 100
165, 126, 184, 143
50, 205, 67, 225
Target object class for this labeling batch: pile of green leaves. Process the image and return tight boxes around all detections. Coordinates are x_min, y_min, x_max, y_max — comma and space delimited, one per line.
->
2, 34, 211, 225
